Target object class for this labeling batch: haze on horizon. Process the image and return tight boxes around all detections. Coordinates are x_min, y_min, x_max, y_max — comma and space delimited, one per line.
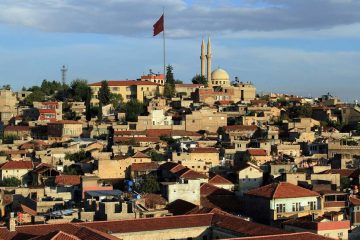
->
0, 0, 359, 102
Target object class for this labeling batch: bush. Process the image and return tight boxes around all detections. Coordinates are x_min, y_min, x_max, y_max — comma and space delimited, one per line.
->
0, 177, 21, 187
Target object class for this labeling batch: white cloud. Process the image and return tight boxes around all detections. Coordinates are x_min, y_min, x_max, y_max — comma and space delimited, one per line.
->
0, 0, 360, 38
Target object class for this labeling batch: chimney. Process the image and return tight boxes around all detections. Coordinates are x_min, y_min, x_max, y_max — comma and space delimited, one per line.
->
7, 212, 16, 232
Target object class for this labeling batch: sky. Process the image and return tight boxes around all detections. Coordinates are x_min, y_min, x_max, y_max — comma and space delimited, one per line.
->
0, 0, 359, 102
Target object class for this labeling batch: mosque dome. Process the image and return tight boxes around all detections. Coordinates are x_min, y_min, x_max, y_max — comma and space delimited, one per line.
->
211, 68, 230, 86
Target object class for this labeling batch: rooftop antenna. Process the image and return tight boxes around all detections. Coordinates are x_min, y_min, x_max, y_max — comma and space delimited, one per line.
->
61, 65, 68, 101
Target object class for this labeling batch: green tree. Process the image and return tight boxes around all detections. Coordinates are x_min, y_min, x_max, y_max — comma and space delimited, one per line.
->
63, 165, 78, 175
121, 99, 145, 122
85, 87, 92, 122
164, 65, 176, 98
0, 177, 21, 187
135, 174, 160, 193
98, 102, 103, 122
71, 79, 90, 101
98, 80, 111, 105
191, 74, 207, 85
149, 150, 165, 161
24, 90, 46, 106
65, 150, 90, 162
3, 135, 18, 144
288, 103, 312, 119
174, 79, 183, 84
40, 80, 62, 96
110, 93, 123, 110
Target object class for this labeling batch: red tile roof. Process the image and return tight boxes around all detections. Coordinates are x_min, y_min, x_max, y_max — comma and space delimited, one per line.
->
212, 213, 286, 236
48, 120, 82, 125
166, 199, 199, 215
231, 232, 333, 240
132, 152, 150, 158
30, 231, 80, 240
113, 136, 160, 143
89, 80, 159, 87
0, 160, 33, 170
142, 193, 167, 209
176, 168, 208, 180
208, 174, 233, 185
38, 109, 56, 114
145, 129, 172, 137
321, 169, 359, 178
175, 84, 203, 88
55, 175, 81, 186
349, 196, 360, 206
0, 212, 303, 240
4, 125, 31, 132
224, 125, 258, 132
190, 147, 218, 154
131, 162, 159, 172
247, 149, 267, 156
78, 213, 213, 234
245, 182, 320, 199
200, 183, 233, 197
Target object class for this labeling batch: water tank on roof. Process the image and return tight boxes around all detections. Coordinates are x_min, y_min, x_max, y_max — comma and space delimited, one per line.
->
127, 180, 134, 187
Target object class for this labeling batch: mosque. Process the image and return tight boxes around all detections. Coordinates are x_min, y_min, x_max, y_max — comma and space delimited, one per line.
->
194, 37, 256, 105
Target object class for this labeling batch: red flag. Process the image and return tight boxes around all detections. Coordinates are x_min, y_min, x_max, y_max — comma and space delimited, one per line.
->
153, 14, 164, 36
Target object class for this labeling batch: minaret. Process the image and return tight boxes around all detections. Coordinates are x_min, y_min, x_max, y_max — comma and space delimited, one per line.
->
200, 38, 205, 77
206, 37, 212, 86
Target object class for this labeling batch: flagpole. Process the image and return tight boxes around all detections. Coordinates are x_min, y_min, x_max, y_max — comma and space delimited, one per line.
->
163, 8, 166, 78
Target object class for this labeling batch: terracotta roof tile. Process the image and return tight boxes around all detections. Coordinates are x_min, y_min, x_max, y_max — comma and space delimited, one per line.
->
78, 213, 212, 234
0, 160, 33, 170
223, 125, 258, 132
208, 174, 233, 185
200, 183, 233, 197
142, 194, 167, 208
245, 182, 319, 199
166, 199, 199, 215
48, 120, 82, 125
321, 169, 359, 178
55, 175, 81, 186
113, 136, 160, 143
190, 148, 218, 154
132, 152, 150, 158
247, 149, 267, 156
4, 125, 31, 132
212, 213, 286, 236
131, 162, 159, 172
230, 232, 333, 240
89, 80, 159, 87
176, 168, 207, 180
349, 196, 360, 206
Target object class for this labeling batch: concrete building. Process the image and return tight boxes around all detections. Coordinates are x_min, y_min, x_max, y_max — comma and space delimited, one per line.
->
47, 120, 83, 141
236, 162, 263, 195
0, 161, 33, 184
137, 110, 173, 131
0, 89, 18, 124
98, 152, 152, 179
33, 101, 62, 122
89, 80, 163, 104
243, 182, 322, 224
185, 108, 227, 132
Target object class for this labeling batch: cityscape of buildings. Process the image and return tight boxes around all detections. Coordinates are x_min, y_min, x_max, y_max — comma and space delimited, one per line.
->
1, 1, 360, 239
0, 38, 359, 240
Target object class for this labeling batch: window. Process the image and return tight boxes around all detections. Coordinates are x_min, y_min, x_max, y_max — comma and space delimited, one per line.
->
308, 201, 317, 210
276, 203, 285, 213
292, 202, 301, 212
338, 232, 343, 238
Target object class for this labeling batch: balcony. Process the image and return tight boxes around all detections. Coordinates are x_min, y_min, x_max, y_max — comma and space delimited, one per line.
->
272, 206, 322, 220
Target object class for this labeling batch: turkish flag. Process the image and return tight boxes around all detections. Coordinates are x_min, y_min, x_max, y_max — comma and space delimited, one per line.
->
153, 14, 164, 36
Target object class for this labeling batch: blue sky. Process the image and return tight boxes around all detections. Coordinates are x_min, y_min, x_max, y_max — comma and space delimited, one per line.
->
0, 0, 359, 102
